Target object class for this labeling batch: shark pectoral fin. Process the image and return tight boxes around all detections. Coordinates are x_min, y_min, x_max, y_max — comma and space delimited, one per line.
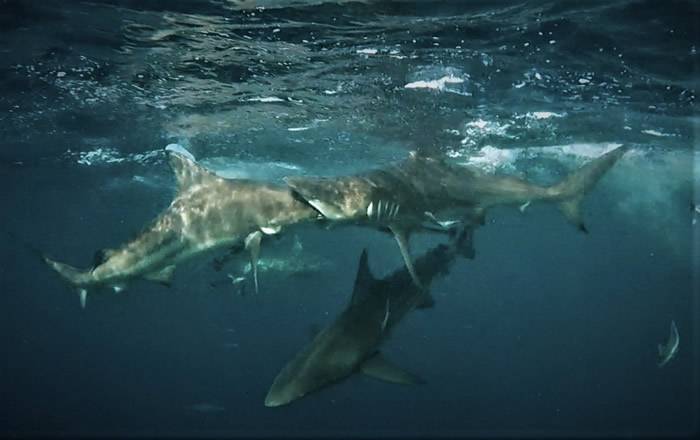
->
245, 231, 263, 294
78, 288, 88, 309
144, 265, 176, 285
360, 353, 425, 385
389, 225, 423, 288
558, 196, 588, 233
111, 283, 127, 293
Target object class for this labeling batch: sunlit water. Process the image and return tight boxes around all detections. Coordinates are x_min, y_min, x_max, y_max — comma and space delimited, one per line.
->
1, 0, 697, 437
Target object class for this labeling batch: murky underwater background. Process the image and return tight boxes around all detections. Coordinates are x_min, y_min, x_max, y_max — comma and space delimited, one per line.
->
0, 0, 698, 437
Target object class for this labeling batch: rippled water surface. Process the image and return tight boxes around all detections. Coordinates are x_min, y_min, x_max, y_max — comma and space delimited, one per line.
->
1, 0, 698, 437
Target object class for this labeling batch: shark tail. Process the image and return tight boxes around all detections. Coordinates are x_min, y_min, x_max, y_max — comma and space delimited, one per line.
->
548, 145, 627, 232
43, 256, 92, 308
43, 256, 87, 285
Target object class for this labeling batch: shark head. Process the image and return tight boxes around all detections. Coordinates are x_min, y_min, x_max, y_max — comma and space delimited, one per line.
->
264, 365, 314, 407
284, 176, 369, 221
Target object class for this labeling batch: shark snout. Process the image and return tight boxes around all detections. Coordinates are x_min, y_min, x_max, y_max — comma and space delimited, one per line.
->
264, 395, 283, 408
264, 389, 291, 408
264, 376, 305, 408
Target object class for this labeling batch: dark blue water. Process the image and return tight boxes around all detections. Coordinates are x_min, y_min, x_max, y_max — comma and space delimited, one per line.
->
1, 0, 697, 437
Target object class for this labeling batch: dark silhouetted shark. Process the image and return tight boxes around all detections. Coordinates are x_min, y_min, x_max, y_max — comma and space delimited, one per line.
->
264, 227, 473, 407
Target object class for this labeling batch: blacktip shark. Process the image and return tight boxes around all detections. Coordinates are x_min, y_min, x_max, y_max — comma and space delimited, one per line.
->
284, 146, 627, 286
43, 144, 319, 307
264, 227, 474, 407
657, 320, 679, 368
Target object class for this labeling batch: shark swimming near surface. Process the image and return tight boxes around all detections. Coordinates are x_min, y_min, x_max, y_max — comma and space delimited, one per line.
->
284, 146, 627, 286
658, 320, 679, 368
43, 144, 319, 307
43, 143, 625, 306
264, 227, 474, 407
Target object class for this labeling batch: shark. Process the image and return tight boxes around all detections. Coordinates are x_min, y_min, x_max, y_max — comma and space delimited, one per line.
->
284, 146, 628, 286
43, 145, 319, 307
657, 320, 679, 368
264, 227, 473, 407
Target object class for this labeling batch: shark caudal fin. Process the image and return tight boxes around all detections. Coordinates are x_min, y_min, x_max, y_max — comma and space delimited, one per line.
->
549, 145, 627, 232
42, 256, 91, 308
43, 256, 87, 286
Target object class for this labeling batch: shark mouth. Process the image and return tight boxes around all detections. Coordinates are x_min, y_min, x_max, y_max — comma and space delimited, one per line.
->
288, 188, 326, 218
285, 177, 347, 220
306, 199, 345, 220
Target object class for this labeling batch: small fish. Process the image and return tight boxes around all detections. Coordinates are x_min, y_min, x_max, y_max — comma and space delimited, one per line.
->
228, 274, 247, 285
657, 320, 679, 368
187, 402, 225, 413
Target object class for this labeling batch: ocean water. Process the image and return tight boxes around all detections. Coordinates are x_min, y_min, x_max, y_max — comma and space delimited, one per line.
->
0, 0, 697, 437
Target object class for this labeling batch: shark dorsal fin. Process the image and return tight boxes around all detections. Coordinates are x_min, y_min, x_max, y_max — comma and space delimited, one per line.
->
351, 249, 376, 305
168, 149, 220, 191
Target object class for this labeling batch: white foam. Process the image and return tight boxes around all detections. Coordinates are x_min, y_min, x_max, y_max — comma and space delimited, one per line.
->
67, 146, 164, 167
288, 126, 311, 132
641, 129, 672, 137
356, 48, 378, 55
455, 142, 623, 172
245, 96, 285, 103
404, 75, 464, 91
462, 145, 518, 171
459, 119, 513, 147
74, 147, 125, 166
524, 111, 565, 120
